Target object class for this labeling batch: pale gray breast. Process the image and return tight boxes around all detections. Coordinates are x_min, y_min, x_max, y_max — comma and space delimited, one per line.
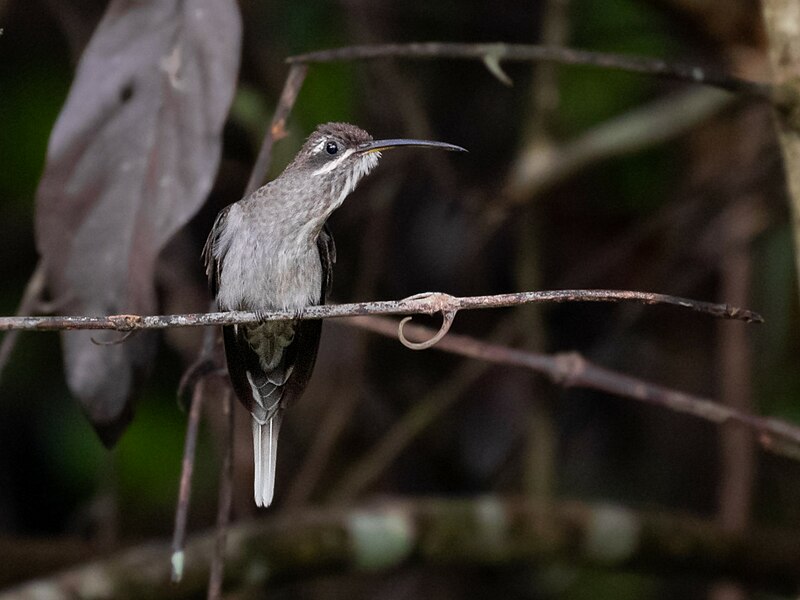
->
215, 202, 323, 312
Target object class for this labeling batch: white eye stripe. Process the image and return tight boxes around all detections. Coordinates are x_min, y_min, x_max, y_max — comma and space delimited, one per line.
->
310, 148, 355, 176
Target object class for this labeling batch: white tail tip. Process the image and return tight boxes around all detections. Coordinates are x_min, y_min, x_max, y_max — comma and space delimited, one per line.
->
252, 416, 281, 507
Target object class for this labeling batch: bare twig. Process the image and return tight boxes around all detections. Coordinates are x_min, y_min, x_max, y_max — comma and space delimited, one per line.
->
0, 289, 764, 333
342, 315, 800, 463
244, 64, 308, 196
517, 0, 569, 499
711, 204, 756, 600
0, 261, 46, 384
3, 497, 799, 599
170, 380, 206, 583
208, 389, 234, 600
287, 42, 771, 97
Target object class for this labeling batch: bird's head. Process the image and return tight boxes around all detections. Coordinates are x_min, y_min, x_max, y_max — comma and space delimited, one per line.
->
285, 122, 465, 216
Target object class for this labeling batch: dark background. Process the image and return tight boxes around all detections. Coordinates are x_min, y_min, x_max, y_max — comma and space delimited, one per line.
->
0, 0, 798, 598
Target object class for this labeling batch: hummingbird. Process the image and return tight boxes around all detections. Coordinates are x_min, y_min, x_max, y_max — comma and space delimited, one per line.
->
203, 122, 465, 507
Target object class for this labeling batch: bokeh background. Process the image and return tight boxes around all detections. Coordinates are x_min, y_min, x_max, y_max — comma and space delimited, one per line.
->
0, 0, 798, 597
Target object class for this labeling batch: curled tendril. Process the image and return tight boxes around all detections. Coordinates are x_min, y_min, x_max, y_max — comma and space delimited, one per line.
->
482, 44, 513, 86
90, 330, 137, 346
398, 309, 457, 350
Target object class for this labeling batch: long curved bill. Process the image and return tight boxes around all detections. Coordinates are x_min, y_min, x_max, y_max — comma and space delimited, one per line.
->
357, 139, 467, 154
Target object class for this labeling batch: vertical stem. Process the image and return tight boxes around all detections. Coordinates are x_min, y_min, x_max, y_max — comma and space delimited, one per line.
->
208, 388, 235, 600
518, 0, 570, 498
170, 379, 205, 583
710, 205, 756, 600
0, 261, 46, 385
761, 0, 800, 305
245, 64, 308, 196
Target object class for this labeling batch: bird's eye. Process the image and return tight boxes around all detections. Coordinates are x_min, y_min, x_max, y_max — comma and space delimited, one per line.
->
325, 141, 339, 155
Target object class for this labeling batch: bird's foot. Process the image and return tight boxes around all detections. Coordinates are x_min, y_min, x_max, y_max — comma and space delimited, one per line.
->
254, 309, 268, 324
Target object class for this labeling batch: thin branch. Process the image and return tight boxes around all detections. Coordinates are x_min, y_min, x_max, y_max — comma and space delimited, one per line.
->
341, 315, 800, 462
170, 379, 206, 583
244, 64, 308, 196
0, 261, 46, 383
287, 42, 771, 97
517, 0, 567, 500
207, 389, 234, 600
3, 497, 799, 599
504, 87, 735, 202
0, 289, 764, 333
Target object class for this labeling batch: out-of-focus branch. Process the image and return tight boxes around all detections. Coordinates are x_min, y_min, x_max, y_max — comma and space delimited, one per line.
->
170, 380, 206, 583
287, 42, 771, 96
207, 389, 234, 600
0, 261, 46, 384
761, 0, 800, 304
516, 0, 569, 501
342, 315, 800, 462
244, 64, 308, 196
0, 289, 763, 333
504, 87, 735, 202
711, 201, 757, 600
3, 497, 799, 599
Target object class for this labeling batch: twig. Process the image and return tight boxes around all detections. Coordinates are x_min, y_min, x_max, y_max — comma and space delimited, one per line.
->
177, 311, 222, 407
504, 87, 735, 202
287, 42, 771, 97
0, 261, 46, 384
244, 64, 308, 196
342, 315, 800, 462
516, 0, 568, 498
3, 497, 799, 599
170, 379, 206, 584
0, 289, 764, 333
207, 388, 234, 600
712, 203, 757, 600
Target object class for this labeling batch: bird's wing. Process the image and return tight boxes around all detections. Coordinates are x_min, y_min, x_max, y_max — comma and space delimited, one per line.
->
280, 224, 336, 398
202, 204, 232, 297
223, 322, 291, 420
318, 222, 336, 302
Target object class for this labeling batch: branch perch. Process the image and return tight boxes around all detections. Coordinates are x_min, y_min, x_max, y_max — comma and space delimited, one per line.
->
343, 315, 800, 465
0, 289, 762, 333
287, 42, 771, 97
